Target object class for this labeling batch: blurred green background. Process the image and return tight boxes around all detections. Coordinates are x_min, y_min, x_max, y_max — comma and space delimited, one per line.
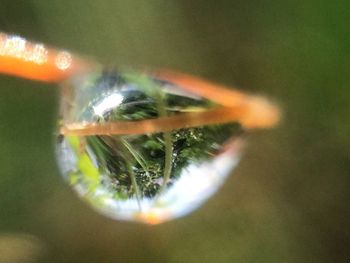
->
0, 1, 349, 262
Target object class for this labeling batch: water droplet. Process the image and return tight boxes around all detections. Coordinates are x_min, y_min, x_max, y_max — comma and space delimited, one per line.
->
56, 70, 244, 224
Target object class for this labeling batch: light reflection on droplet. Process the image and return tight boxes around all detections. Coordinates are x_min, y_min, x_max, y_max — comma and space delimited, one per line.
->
56, 70, 244, 224
55, 51, 72, 70
93, 93, 123, 117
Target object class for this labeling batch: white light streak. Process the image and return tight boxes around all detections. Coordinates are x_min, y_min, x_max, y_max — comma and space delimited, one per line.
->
93, 93, 123, 117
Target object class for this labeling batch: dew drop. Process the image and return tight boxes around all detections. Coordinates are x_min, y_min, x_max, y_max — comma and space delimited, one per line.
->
56, 70, 245, 224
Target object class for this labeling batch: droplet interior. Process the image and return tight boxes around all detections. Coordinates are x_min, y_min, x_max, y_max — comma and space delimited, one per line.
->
56, 70, 244, 224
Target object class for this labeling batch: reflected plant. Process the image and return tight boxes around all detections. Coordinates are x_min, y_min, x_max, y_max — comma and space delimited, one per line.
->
64, 72, 243, 200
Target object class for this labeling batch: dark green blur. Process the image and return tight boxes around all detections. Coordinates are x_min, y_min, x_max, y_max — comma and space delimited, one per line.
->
0, 1, 349, 262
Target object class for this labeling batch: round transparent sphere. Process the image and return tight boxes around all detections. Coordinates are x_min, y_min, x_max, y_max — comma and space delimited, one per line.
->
56, 70, 244, 224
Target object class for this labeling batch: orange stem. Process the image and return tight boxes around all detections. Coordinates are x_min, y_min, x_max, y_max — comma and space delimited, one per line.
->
0, 32, 280, 134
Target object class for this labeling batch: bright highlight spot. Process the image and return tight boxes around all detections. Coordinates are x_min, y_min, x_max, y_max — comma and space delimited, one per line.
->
93, 93, 124, 117
55, 51, 72, 70
0, 34, 48, 65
